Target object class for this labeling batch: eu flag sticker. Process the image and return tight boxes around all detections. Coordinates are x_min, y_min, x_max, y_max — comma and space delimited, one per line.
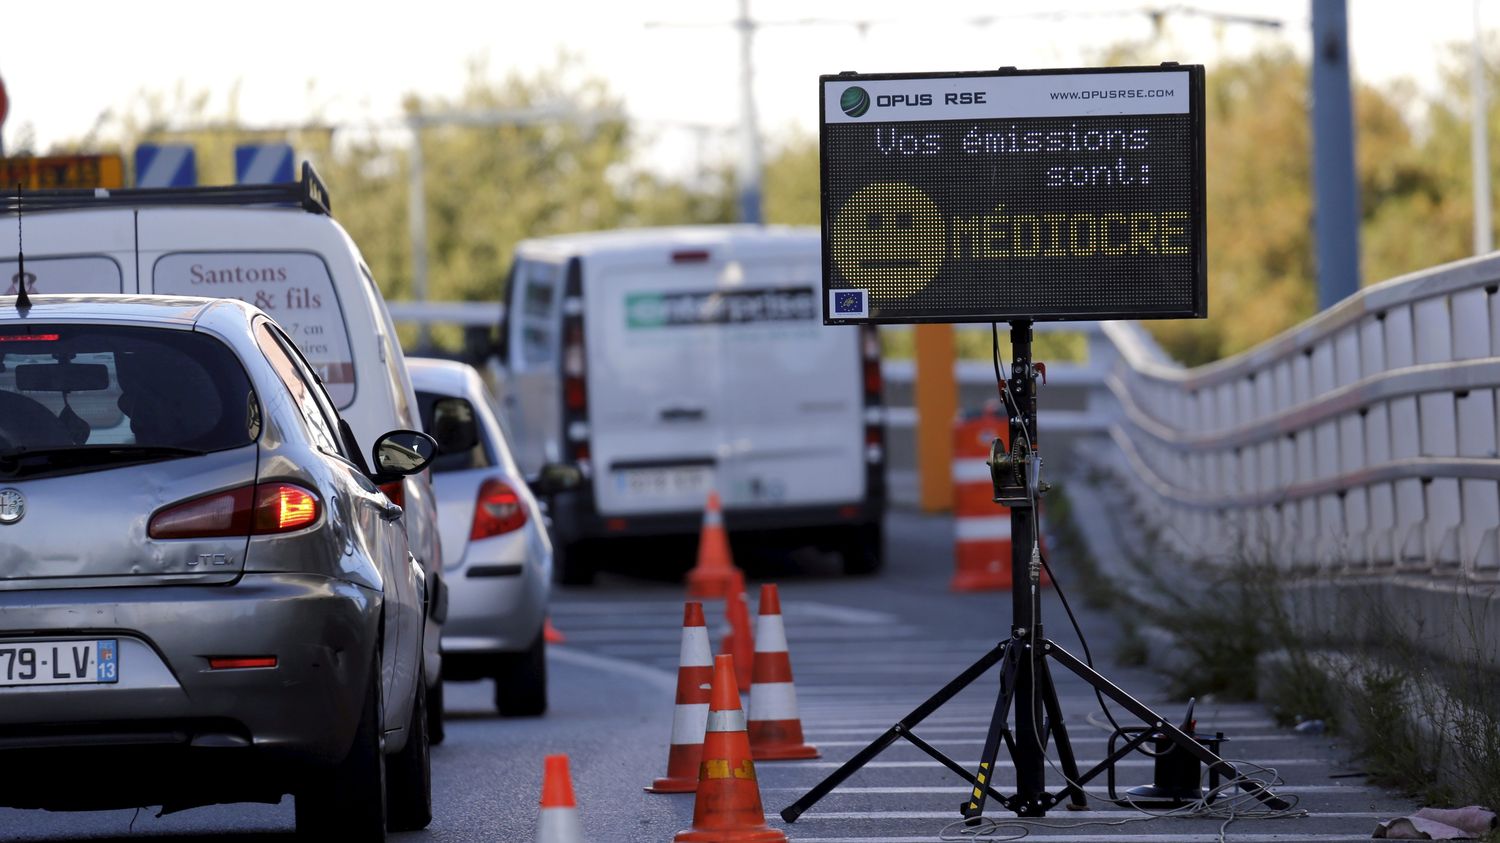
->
830, 289, 868, 319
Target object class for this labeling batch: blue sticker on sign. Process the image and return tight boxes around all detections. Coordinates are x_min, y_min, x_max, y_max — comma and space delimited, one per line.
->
830, 289, 868, 318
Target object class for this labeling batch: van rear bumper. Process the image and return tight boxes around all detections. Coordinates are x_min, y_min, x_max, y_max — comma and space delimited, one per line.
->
550, 487, 883, 543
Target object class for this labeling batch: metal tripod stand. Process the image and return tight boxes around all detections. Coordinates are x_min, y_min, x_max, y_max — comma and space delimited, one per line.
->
781, 320, 1290, 823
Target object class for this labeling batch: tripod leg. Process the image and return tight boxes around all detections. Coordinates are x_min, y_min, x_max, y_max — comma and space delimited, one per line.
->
960, 641, 1019, 820
1037, 652, 1088, 809
781, 640, 1010, 823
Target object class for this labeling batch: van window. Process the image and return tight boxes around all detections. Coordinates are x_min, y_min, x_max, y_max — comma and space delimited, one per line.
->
153, 252, 356, 407
0, 256, 123, 294
359, 266, 417, 430
516, 260, 560, 366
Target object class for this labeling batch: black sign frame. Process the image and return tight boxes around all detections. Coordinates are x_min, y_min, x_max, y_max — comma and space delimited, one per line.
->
820, 64, 1206, 325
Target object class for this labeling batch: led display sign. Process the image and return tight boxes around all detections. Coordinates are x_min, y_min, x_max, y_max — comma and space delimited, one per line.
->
821, 65, 1206, 324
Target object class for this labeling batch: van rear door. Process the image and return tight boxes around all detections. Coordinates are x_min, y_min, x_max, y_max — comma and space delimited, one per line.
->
587, 249, 864, 516
587, 255, 723, 516
716, 256, 864, 510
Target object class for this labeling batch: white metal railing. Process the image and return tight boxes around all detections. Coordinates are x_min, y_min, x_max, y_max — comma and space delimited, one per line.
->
1096, 254, 1500, 580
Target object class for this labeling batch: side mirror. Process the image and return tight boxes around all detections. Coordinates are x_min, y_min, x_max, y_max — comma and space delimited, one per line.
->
372, 430, 439, 479
529, 462, 583, 497
429, 397, 481, 454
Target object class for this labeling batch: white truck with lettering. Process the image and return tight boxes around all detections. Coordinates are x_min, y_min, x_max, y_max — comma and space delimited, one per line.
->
488, 226, 887, 584
0, 169, 448, 738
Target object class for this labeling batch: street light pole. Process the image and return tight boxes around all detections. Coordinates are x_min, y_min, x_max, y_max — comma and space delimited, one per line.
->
1310, 0, 1363, 308
736, 0, 764, 224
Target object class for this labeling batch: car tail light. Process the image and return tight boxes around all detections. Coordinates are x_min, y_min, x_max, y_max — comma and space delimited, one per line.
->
561, 261, 591, 469
148, 487, 254, 539
860, 324, 885, 465
253, 483, 319, 533
471, 478, 528, 539
671, 249, 711, 263
149, 482, 321, 539
379, 480, 405, 509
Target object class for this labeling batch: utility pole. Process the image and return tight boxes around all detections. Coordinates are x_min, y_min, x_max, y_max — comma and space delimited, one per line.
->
735, 0, 764, 224
1475, 0, 1493, 255
1310, 0, 1362, 308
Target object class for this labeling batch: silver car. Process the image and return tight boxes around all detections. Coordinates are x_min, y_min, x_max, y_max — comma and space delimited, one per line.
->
408, 358, 575, 716
0, 295, 437, 840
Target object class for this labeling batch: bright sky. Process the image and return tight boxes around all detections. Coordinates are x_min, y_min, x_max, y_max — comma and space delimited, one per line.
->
0, 1, 1485, 175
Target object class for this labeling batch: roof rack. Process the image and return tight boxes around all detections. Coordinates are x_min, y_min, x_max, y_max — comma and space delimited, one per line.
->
0, 161, 332, 216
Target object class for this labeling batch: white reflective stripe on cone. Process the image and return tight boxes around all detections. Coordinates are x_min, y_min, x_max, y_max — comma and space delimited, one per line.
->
955, 516, 1012, 541
704, 510, 723, 526
705, 709, 747, 733
535, 807, 583, 843
752, 617, 789, 653
680, 627, 712, 667
670, 702, 712, 744
749, 681, 798, 720
951, 459, 991, 483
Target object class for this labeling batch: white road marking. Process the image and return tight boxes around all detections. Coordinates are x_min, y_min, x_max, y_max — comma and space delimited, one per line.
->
547, 644, 677, 693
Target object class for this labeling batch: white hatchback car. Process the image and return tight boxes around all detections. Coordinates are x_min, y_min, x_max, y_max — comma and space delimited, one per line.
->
408, 358, 574, 716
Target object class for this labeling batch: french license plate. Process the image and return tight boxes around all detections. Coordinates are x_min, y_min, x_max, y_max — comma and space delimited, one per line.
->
614, 466, 712, 497
0, 639, 118, 687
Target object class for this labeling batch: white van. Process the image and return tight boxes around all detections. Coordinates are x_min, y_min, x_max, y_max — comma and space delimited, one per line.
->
1, 169, 446, 726
491, 225, 886, 584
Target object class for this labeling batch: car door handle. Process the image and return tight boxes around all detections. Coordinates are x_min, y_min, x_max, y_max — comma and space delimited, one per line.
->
660, 406, 706, 422
380, 502, 404, 521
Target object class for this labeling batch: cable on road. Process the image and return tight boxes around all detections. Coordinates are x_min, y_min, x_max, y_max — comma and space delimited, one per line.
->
936, 759, 1306, 843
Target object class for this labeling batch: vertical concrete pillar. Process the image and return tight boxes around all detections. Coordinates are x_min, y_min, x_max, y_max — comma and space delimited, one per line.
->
914, 324, 957, 512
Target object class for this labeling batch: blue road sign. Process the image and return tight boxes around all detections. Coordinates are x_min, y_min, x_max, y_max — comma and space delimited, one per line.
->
234, 143, 294, 184
134, 144, 197, 188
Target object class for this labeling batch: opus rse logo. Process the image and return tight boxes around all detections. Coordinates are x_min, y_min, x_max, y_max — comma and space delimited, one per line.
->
839, 86, 871, 118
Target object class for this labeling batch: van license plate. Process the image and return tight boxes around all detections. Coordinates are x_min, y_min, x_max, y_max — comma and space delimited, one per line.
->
614, 467, 712, 497
0, 639, 118, 687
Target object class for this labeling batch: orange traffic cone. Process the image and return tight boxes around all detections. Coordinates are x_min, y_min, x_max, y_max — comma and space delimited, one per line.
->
747, 584, 819, 761
719, 578, 755, 692
544, 617, 567, 645
674, 655, 788, 843
647, 602, 713, 793
686, 491, 743, 599
535, 754, 584, 843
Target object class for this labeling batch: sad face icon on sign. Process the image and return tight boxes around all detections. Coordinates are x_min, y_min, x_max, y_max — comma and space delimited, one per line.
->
831, 182, 945, 292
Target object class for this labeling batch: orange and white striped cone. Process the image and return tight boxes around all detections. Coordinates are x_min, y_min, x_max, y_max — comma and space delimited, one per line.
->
544, 616, 566, 645
747, 584, 819, 761
719, 578, 755, 692
674, 654, 788, 843
686, 491, 744, 599
535, 754, 584, 843
647, 601, 713, 793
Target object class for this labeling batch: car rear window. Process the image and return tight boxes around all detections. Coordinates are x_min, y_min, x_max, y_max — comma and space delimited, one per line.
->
152, 251, 356, 407
0, 325, 257, 453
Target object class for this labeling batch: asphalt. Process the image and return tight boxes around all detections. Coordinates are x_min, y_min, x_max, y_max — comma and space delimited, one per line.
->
0, 508, 1417, 841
